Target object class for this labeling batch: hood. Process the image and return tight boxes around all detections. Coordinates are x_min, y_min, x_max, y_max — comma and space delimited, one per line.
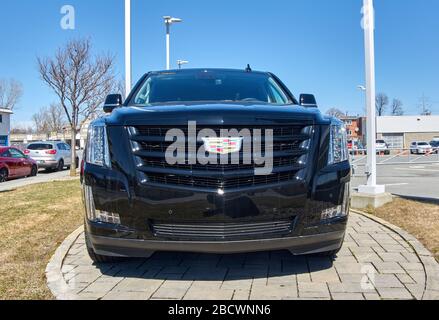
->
105, 103, 330, 127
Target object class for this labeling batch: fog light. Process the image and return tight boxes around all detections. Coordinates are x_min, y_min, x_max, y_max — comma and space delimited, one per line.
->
321, 205, 343, 220
97, 212, 121, 225
83, 185, 121, 225
321, 183, 350, 221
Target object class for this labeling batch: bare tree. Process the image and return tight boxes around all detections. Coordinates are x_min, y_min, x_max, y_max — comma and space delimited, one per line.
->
32, 104, 66, 136
37, 38, 115, 176
375, 93, 389, 116
390, 98, 404, 116
0, 78, 23, 110
32, 110, 51, 138
11, 125, 34, 135
419, 94, 432, 116
326, 108, 345, 118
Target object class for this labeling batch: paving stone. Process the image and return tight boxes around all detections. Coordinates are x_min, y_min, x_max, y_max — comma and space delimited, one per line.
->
82, 280, 119, 294
328, 282, 375, 294
184, 288, 234, 300
331, 293, 365, 300
400, 262, 424, 271
372, 274, 405, 288
373, 262, 407, 274
376, 287, 414, 300
363, 292, 381, 300
378, 252, 408, 263
102, 291, 152, 300
113, 278, 164, 292
152, 287, 189, 300
233, 289, 250, 300
250, 285, 298, 300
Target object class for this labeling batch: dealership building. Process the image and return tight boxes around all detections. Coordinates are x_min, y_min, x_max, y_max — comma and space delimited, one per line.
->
0, 108, 13, 146
377, 116, 439, 149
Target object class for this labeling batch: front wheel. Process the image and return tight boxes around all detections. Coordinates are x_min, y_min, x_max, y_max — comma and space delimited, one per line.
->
85, 232, 123, 264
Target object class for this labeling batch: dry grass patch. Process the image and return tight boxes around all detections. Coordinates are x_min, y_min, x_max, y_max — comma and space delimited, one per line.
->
364, 197, 439, 262
0, 180, 83, 300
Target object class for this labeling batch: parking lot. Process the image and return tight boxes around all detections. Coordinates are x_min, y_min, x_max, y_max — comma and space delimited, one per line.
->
351, 154, 439, 200
0, 151, 83, 192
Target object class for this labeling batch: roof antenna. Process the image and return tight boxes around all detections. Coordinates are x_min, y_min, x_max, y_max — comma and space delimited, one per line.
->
245, 64, 252, 72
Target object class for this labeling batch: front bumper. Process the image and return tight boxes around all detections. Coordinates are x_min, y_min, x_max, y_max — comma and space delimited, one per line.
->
87, 227, 346, 257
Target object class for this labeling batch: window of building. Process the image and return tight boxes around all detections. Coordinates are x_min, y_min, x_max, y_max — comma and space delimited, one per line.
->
345, 120, 352, 126
0, 114, 3, 123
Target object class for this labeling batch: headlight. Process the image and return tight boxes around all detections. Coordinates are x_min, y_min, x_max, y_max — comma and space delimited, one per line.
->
85, 123, 110, 167
328, 124, 348, 165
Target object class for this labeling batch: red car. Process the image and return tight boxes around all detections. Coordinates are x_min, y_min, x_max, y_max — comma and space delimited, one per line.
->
0, 147, 38, 183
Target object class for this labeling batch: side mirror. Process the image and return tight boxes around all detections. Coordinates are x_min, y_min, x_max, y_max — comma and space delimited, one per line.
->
103, 94, 123, 113
299, 94, 318, 108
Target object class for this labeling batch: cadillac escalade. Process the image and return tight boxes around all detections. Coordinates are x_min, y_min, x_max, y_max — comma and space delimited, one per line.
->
81, 68, 350, 263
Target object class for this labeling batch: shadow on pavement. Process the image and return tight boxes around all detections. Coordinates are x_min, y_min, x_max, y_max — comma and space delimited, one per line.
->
93, 250, 336, 281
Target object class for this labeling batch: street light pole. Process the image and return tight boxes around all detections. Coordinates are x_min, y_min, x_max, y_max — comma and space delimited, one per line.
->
125, 0, 131, 98
359, 0, 385, 195
164, 16, 183, 70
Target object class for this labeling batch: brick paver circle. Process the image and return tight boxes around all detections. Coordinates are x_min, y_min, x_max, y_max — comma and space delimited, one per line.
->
46, 213, 439, 300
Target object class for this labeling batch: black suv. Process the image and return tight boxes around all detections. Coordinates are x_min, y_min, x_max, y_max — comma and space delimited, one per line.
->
81, 69, 350, 263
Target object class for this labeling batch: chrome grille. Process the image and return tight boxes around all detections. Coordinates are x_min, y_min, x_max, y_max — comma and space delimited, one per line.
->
128, 125, 313, 190
151, 219, 295, 241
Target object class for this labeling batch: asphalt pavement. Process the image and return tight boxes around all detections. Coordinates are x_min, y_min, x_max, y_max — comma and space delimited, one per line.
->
351, 162, 439, 201
0, 169, 75, 192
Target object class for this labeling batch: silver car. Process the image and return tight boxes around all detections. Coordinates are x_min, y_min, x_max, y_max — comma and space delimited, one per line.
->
25, 141, 77, 171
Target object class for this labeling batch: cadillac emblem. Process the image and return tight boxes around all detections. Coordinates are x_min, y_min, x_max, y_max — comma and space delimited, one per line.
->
202, 137, 243, 155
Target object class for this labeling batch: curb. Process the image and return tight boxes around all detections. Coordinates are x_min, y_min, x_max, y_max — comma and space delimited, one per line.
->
352, 209, 439, 300
46, 226, 84, 300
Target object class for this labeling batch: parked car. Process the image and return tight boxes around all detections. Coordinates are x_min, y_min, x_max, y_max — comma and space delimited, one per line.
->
410, 141, 433, 154
0, 147, 38, 183
81, 68, 351, 263
376, 140, 390, 155
430, 140, 439, 154
24, 141, 78, 172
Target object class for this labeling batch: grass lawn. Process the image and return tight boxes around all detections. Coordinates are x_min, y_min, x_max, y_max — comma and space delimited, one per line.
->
364, 197, 439, 262
0, 179, 83, 300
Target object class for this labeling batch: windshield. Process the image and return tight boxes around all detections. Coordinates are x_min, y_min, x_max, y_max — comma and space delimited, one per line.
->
132, 70, 291, 105
418, 142, 429, 146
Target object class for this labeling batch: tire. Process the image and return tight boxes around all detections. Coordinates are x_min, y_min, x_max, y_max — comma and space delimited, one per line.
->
30, 165, 38, 177
85, 231, 122, 264
0, 168, 8, 183
55, 159, 64, 172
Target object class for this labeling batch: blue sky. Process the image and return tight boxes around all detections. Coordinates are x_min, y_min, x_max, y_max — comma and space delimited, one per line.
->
1, 0, 438, 126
